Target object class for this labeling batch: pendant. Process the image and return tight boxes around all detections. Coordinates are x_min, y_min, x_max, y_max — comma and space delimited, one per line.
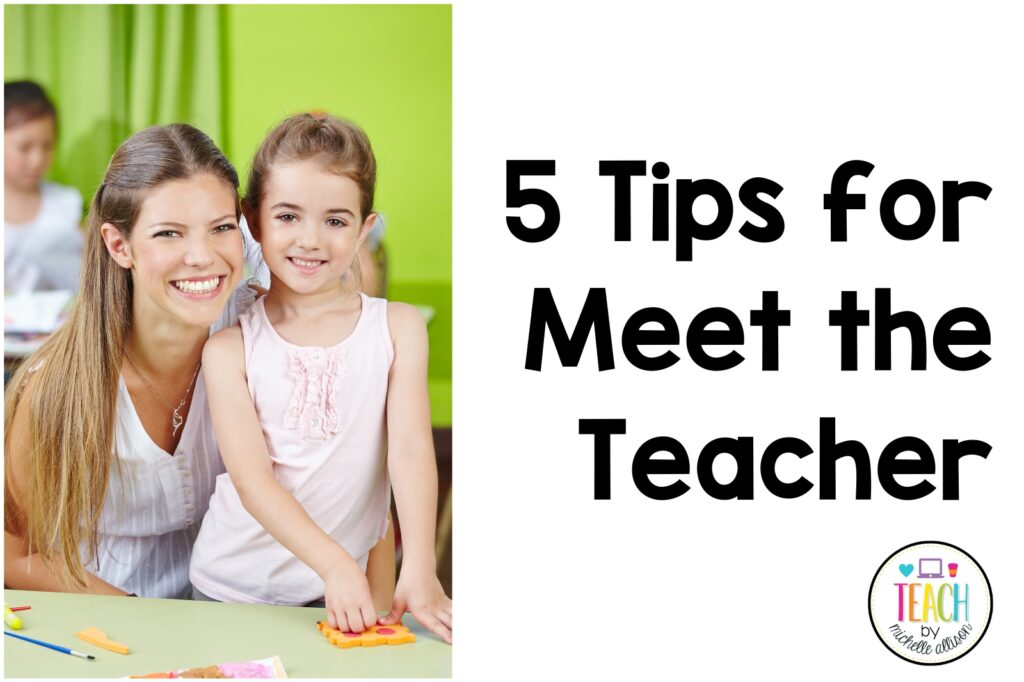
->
172, 407, 184, 437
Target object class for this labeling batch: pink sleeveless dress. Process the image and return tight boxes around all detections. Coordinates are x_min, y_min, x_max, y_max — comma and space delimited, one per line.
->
190, 293, 393, 604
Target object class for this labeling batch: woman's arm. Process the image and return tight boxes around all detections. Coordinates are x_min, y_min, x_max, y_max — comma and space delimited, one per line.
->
380, 303, 452, 643
202, 327, 377, 632
4, 377, 125, 595
4, 532, 124, 594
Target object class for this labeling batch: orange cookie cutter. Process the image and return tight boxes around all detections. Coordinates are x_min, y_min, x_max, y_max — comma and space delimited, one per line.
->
316, 621, 416, 648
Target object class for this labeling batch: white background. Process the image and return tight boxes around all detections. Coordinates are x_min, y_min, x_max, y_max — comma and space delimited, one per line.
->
455, 0, 1022, 678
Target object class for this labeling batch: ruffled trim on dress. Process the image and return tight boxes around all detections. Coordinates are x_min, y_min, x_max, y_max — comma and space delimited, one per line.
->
284, 346, 348, 441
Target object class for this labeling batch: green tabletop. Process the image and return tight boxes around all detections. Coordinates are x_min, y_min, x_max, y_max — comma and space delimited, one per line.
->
3, 589, 451, 678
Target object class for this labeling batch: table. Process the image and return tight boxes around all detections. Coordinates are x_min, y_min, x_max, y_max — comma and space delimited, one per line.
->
3, 590, 451, 678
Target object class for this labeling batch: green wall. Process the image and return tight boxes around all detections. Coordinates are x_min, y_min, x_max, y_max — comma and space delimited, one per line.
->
5, 5, 452, 424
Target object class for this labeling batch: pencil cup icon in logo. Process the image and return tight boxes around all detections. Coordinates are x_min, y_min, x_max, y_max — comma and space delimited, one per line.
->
868, 541, 992, 664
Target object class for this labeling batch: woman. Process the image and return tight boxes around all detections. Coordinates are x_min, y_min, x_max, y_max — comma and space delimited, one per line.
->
4, 123, 394, 603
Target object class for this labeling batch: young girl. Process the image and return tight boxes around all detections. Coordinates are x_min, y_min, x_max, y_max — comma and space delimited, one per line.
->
190, 113, 452, 642
4, 81, 83, 292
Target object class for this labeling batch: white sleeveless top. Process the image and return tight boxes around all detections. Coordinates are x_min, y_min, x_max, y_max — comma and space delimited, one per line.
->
190, 294, 393, 605
78, 223, 268, 598
85, 374, 223, 598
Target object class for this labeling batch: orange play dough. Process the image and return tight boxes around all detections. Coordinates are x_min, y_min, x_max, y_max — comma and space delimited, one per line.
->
76, 626, 129, 654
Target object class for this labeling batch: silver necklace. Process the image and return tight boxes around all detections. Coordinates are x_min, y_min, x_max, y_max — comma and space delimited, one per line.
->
124, 351, 201, 437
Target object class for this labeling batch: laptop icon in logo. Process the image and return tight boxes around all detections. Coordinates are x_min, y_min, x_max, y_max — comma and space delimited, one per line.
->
917, 558, 943, 579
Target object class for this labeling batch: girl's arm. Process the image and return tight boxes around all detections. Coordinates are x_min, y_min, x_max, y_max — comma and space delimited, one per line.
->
365, 515, 396, 612
4, 378, 125, 595
202, 327, 377, 633
379, 303, 453, 643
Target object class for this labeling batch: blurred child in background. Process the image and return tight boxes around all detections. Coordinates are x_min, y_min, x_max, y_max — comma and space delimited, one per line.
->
4, 81, 83, 293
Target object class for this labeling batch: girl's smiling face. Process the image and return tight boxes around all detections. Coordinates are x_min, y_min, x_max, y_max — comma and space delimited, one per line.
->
102, 173, 244, 328
250, 159, 375, 295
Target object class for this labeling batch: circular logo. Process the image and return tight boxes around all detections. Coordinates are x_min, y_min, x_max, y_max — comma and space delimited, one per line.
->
868, 541, 992, 664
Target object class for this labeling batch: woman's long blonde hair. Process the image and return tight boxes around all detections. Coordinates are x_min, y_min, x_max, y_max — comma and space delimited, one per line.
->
3, 124, 239, 588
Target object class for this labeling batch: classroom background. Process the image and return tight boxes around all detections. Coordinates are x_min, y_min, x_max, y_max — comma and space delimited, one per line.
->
4, 4, 452, 593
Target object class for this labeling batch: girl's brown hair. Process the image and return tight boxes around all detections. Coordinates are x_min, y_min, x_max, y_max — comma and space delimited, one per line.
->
245, 112, 377, 227
4, 80, 57, 130
3, 124, 239, 588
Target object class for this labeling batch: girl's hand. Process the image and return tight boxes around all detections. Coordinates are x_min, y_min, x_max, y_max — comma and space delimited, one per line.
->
323, 562, 378, 634
381, 571, 452, 644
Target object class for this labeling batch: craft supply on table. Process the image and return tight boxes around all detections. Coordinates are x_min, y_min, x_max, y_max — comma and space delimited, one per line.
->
4, 332, 48, 359
4, 289, 73, 334
9, 605, 32, 612
76, 626, 129, 654
4, 631, 95, 659
129, 655, 287, 678
316, 621, 416, 649
4, 602, 24, 629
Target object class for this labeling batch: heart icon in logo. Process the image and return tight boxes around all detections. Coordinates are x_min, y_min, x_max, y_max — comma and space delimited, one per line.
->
899, 564, 914, 577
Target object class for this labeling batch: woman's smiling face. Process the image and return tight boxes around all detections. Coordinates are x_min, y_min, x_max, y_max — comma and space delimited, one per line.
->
105, 173, 244, 328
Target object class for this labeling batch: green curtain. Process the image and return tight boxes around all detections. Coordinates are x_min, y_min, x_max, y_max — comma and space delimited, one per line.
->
4, 4, 226, 206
